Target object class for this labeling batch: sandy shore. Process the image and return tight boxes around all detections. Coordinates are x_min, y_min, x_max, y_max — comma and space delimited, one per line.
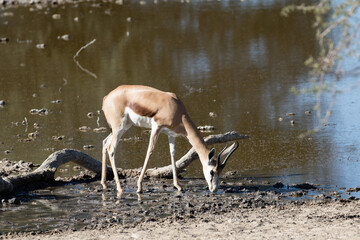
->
4, 199, 360, 240
1, 161, 360, 239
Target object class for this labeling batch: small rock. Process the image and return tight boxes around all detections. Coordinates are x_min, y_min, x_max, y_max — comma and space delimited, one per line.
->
52, 135, 65, 141
305, 110, 311, 115
8, 197, 20, 205
286, 113, 296, 116
30, 109, 39, 114
93, 127, 108, 133
74, 17, 79, 22
58, 34, 69, 41
292, 183, 317, 190
278, 117, 283, 122
51, 99, 62, 104
4, 150, 11, 154
38, 108, 49, 115
83, 145, 94, 150
87, 112, 95, 118
346, 187, 360, 193
28, 131, 39, 139
73, 166, 81, 171
52, 14, 61, 20
0, 37, 9, 43
290, 120, 295, 126
0, 100, 5, 106
273, 182, 284, 188
79, 126, 91, 132
197, 125, 215, 132
209, 112, 217, 118
36, 43, 46, 49
2, 12, 14, 17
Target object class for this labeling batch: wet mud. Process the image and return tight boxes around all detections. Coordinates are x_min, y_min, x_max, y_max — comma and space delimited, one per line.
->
1, 160, 359, 237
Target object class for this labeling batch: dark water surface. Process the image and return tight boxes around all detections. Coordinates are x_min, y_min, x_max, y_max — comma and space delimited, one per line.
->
0, 0, 360, 232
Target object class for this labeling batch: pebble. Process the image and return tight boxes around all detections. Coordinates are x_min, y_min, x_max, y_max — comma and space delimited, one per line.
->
273, 182, 284, 188
346, 187, 360, 193
292, 183, 317, 190
2, 12, 14, 17
58, 34, 70, 41
52, 14, 61, 20
8, 198, 20, 205
83, 145, 94, 150
29, 108, 49, 115
52, 135, 65, 141
93, 127, 107, 133
290, 120, 295, 125
28, 131, 39, 139
209, 112, 217, 118
51, 99, 62, 104
73, 166, 81, 171
197, 125, 215, 132
87, 112, 95, 118
36, 43, 46, 49
286, 113, 296, 116
0, 37, 9, 43
0, 100, 5, 106
79, 126, 91, 132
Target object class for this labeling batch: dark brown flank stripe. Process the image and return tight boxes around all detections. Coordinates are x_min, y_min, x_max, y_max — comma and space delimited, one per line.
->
128, 102, 158, 118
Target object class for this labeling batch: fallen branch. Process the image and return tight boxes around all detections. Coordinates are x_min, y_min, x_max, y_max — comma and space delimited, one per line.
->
145, 131, 248, 178
73, 39, 97, 79
0, 131, 248, 195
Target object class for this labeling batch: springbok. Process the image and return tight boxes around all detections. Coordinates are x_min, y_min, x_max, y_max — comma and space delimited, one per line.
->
101, 85, 238, 194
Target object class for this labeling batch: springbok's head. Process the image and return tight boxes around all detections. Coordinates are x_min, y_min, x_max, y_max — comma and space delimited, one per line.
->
203, 141, 239, 192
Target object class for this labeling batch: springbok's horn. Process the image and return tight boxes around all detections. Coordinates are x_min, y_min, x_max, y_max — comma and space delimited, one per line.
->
216, 144, 228, 168
216, 141, 239, 171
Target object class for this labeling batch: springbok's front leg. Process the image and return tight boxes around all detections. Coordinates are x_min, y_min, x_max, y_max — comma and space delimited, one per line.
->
168, 136, 182, 191
137, 124, 161, 193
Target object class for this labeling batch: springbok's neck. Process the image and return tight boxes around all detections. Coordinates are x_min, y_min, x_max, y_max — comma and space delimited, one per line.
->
182, 114, 210, 164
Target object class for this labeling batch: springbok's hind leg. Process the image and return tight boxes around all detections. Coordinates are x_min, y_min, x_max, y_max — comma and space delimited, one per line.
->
101, 133, 112, 190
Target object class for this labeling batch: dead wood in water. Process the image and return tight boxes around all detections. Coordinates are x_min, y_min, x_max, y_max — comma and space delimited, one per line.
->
0, 131, 248, 195
145, 131, 248, 178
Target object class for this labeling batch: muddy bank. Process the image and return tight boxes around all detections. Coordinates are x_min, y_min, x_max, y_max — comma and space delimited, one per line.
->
1, 163, 360, 237
0, 0, 121, 7
2, 176, 360, 239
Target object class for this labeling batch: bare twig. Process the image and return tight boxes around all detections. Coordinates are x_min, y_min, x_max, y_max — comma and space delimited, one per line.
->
73, 39, 97, 79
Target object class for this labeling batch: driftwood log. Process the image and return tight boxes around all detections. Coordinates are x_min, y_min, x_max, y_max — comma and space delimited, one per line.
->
0, 131, 248, 195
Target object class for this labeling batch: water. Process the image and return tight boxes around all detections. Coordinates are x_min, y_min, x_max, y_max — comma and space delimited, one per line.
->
0, 0, 360, 232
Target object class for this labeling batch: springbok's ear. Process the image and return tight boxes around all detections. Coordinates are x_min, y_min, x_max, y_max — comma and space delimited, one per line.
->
208, 148, 216, 165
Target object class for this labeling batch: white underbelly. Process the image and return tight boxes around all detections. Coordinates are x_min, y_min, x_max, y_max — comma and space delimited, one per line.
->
125, 107, 153, 128
124, 107, 180, 137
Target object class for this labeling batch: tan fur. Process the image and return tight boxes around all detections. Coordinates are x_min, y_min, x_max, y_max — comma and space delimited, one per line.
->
101, 85, 224, 194
102, 85, 210, 159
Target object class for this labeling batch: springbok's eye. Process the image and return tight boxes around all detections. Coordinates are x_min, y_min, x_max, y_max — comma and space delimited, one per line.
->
210, 170, 215, 177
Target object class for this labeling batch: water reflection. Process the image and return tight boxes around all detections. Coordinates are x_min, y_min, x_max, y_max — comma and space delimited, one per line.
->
0, 0, 359, 193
